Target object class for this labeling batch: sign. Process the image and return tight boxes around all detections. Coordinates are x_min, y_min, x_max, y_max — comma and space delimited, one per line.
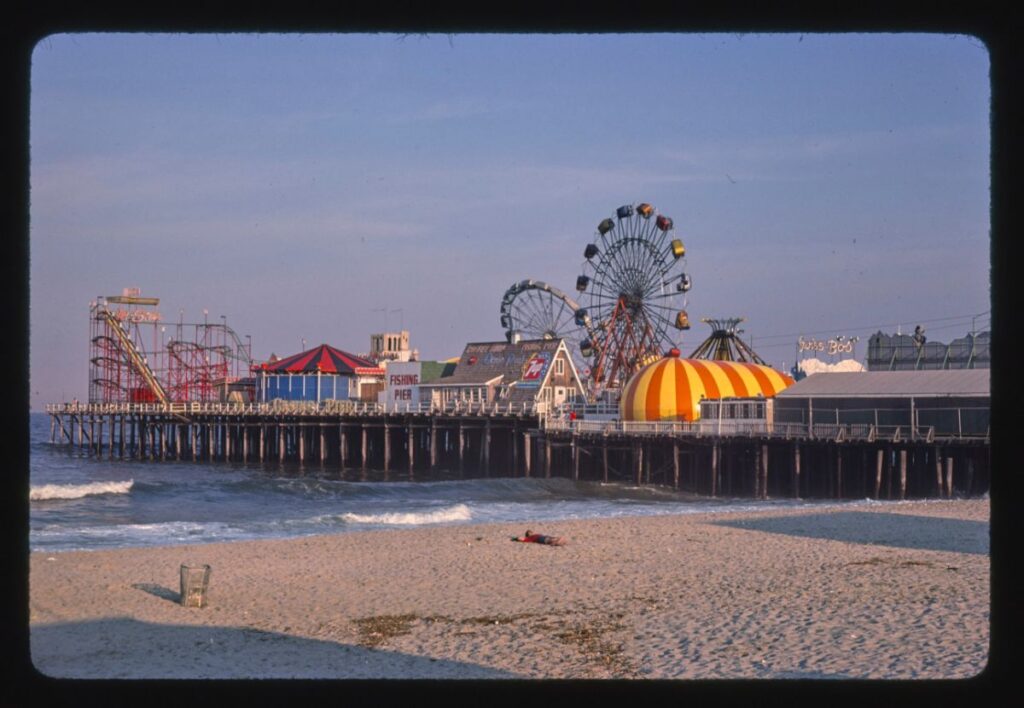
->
113, 308, 162, 323
384, 362, 421, 405
518, 353, 550, 387
798, 336, 859, 357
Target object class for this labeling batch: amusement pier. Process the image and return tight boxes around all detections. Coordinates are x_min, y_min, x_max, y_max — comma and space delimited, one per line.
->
45, 203, 991, 500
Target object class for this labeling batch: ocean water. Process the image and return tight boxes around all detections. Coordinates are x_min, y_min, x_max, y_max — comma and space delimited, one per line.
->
29, 412, 880, 554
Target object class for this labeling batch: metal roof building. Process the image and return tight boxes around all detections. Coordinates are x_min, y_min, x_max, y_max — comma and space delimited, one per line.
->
774, 370, 989, 439
776, 370, 989, 399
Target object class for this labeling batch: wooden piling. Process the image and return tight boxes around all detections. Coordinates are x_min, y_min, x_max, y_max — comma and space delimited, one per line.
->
935, 448, 943, 497
484, 420, 491, 476
361, 425, 368, 470
945, 456, 954, 498
630, 442, 638, 487
430, 422, 438, 469
711, 443, 718, 498
836, 447, 842, 499
572, 433, 579, 481
524, 432, 532, 477
545, 436, 552, 478
602, 439, 609, 483
383, 424, 391, 472
752, 445, 760, 497
511, 422, 518, 476
673, 441, 680, 489
899, 449, 907, 500
458, 423, 465, 476
408, 424, 415, 475
793, 443, 802, 498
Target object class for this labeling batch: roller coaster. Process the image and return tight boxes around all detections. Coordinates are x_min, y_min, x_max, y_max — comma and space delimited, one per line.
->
88, 290, 252, 404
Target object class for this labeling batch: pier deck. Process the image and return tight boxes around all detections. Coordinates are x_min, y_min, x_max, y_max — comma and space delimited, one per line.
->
44, 402, 990, 499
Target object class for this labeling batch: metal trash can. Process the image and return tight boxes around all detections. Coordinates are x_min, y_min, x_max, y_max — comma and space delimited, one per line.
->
180, 564, 211, 608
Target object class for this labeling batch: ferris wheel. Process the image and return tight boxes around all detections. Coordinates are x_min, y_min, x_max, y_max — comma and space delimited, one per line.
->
499, 279, 593, 372
575, 202, 692, 390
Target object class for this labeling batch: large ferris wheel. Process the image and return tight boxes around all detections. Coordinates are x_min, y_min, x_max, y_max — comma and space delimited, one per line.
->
499, 201, 693, 395
576, 203, 692, 389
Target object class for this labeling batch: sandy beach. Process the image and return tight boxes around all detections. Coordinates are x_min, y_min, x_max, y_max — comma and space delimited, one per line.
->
28, 499, 990, 680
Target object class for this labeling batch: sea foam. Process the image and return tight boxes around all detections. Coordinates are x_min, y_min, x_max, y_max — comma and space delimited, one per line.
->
30, 480, 134, 501
341, 503, 472, 526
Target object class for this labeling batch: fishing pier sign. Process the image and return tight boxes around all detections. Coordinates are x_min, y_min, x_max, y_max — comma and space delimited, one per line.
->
384, 362, 421, 405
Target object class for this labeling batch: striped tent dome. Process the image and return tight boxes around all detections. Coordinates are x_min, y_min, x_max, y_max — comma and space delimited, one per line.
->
620, 350, 795, 422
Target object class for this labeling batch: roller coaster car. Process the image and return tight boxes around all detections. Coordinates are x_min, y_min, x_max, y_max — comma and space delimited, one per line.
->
616, 204, 634, 219
674, 311, 691, 330
637, 203, 654, 218
576, 275, 590, 292
598, 218, 615, 235
584, 243, 600, 259
671, 239, 686, 258
656, 215, 674, 231
677, 273, 692, 292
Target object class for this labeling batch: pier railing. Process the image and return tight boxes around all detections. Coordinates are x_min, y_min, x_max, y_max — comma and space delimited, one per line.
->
45, 400, 545, 417
542, 417, 987, 443
42, 403, 987, 443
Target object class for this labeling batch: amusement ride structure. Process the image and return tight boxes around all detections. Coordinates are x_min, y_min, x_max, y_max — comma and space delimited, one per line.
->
688, 317, 767, 364
88, 289, 253, 404
500, 202, 693, 396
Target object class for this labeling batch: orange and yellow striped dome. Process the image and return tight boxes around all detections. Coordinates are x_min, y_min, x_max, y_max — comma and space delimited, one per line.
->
620, 352, 795, 422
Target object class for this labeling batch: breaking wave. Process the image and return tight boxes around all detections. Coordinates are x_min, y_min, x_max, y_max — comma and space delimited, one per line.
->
30, 480, 133, 501
341, 504, 472, 526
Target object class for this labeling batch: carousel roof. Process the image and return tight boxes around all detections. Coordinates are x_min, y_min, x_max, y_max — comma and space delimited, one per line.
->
620, 350, 795, 422
261, 344, 382, 375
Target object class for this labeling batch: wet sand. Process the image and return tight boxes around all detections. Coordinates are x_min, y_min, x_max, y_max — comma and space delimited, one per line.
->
29, 499, 989, 679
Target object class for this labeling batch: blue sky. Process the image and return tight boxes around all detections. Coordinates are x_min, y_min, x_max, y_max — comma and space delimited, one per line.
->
28, 33, 990, 408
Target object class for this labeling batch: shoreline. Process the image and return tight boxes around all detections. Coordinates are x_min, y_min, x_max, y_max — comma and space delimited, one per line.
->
29, 498, 990, 679
29, 492, 987, 556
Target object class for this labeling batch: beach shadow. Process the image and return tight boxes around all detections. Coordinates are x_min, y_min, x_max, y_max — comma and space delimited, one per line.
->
131, 583, 180, 604
29, 617, 522, 680
712, 511, 989, 555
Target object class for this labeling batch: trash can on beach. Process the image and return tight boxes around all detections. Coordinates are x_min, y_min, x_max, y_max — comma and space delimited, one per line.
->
180, 564, 211, 608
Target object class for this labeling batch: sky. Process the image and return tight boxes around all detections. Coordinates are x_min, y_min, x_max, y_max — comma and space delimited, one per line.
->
28, 32, 991, 409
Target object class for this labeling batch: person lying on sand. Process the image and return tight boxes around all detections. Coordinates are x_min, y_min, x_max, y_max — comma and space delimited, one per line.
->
511, 529, 566, 546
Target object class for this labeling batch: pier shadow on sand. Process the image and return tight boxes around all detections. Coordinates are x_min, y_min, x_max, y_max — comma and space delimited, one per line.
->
711, 511, 989, 555
30, 618, 522, 680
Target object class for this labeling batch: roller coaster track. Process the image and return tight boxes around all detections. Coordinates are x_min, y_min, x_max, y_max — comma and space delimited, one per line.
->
97, 308, 170, 405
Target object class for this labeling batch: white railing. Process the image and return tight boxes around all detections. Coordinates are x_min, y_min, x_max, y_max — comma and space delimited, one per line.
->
541, 418, 954, 443
39, 403, 979, 442
44, 399, 543, 417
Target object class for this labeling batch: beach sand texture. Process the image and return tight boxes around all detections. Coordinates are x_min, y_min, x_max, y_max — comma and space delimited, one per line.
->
29, 499, 989, 680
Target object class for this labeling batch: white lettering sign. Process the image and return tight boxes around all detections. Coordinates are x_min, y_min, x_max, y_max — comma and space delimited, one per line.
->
798, 336, 858, 356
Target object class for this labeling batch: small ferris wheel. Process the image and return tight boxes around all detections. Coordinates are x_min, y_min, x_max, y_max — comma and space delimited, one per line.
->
574, 202, 692, 390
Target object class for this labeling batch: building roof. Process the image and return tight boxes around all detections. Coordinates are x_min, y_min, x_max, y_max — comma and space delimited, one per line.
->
776, 369, 989, 399
621, 354, 795, 422
420, 338, 584, 404
419, 360, 457, 383
260, 344, 383, 376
